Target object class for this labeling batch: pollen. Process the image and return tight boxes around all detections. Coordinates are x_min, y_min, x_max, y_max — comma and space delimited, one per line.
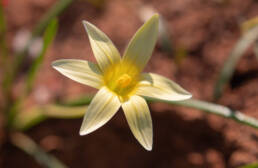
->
116, 74, 132, 88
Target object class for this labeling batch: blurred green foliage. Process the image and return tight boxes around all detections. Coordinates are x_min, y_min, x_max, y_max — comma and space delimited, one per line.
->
240, 163, 258, 168
214, 19, 258, 100
26, 18, 58, 93
1, 1, 258, 167
0, 0, 74, 167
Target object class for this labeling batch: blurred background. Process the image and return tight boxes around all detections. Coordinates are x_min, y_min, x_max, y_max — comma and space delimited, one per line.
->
1, 0, 258, 167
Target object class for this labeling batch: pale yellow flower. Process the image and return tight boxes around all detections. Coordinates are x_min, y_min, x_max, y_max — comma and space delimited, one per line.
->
52, 14, 191, 151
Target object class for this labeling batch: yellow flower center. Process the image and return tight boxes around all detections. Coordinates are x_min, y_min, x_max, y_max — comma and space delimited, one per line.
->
116, 74, 132, 88
103, 61, 140, 101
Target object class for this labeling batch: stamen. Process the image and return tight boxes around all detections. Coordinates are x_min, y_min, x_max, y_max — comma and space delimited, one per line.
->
116, 74, 132, 88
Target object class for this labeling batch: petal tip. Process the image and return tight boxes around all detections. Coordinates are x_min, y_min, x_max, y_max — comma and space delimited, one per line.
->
82, 20, 87, 24
152, 13, 159, 20
82, 20, 94, 32
173, 92, 192, 101
82, 20, 90, 27
188, 93, 193, 99
149, 13, 159, 25
79, 128, 91, 136
51, 60, 59, 69
79, 124, 98, 136
79, 122, 93, 136
79, 131, 85, 136
51, 60, 66, 71
144, 144, 153, 151
183, 90, 193, 100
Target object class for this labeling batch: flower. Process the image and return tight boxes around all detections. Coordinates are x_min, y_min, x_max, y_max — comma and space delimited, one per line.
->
52, 14, 192, 151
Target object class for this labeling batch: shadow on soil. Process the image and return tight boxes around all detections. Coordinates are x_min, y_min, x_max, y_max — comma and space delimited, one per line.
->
3, 109, 238, 168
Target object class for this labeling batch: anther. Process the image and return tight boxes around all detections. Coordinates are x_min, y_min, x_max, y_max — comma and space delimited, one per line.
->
116, 74, 132, 88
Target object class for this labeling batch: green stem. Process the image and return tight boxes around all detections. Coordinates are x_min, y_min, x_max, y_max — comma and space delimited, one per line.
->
147, 98, 258, 129
11, 133, 68, 168
12, 95, 258, 131
65, 96, 258, 129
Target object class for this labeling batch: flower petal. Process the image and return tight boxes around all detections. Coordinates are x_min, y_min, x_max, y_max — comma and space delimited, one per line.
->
136, 73, 192, 101
122, 95, 153, 151
83, 21, 121, 72
80, 87, 121, 135
52, 59, 102, 89
122, 14, 159, 72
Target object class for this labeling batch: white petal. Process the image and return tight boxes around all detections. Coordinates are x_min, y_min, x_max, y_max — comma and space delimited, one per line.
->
122, 14, 159, 72
52, 59, 102, 89
80, 87, 121, 135
83, 21, 121, 72
136, 73, 192, 101
122, 95, 153, 151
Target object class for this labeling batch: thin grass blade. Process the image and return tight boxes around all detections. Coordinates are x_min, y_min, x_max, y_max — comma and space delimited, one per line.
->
213, 25, 258, 100
26, 18, 58, 93
0, 3, 7, 63
13, 104, 87, 131
11, 133, 68, 168
2, 0, 73, 100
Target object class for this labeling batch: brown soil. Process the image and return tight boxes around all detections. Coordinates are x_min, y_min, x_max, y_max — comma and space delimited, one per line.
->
2, 0, 258, 167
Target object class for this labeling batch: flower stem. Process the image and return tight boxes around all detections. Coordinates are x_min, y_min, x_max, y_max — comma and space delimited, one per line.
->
147, 98, 258, 129
12, 96, 258, 131
64, 96, 258, 129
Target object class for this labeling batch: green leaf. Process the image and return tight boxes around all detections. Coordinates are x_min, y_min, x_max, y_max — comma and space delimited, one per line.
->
213, 25, 258, 100
60, 94, 94, 106
11, 133, 68, 168
26, 18, 58, 93
2, 0, 73, 101
0, 3, 9, 105
0, 3, 7, 61
13, 104, 87, 131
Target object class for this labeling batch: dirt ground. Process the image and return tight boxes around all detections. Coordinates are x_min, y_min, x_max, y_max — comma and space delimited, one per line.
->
1, 0, 258, 167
